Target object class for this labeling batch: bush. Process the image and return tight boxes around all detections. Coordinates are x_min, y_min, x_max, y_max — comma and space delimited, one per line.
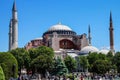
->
0, 66, 5, 80
66, 73, 74, 79
0, 52, 18, 80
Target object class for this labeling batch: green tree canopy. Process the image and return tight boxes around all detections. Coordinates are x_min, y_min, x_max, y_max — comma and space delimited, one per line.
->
87, 52, 107, 72
78, 56, 89, 72
87, 52, 99, 65
106, 51, 116, 71
31, 55, 53, 73
28, 48, 38, 61
106, 51, 113, 58
92, 60, 110, 74
0, 52, 18, 80
29, 46, 54, 61
10, 48, 31, 71
29, 46, 54, 77
64, 56, 77, 73
114, 52, 120, 73
98, 53, 106, 60
51, 57, 68, 76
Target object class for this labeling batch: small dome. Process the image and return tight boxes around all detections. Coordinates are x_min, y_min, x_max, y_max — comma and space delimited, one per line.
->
48, 23, 72, 31
80, 46, 99, 54
99, 49, 109, 55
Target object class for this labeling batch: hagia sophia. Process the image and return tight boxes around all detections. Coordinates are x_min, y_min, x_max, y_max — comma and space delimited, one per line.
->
9, 1, 115, 59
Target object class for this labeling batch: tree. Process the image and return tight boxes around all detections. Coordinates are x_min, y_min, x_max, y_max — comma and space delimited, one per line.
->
106, 51, 113, 59
0, 66, 5, 80
106, 51, 116, 72
29, 46, 54, 77
87, 52, 99, 65
36, 46, 54, 57
92, 60, 110, 74
98, 53, 106, 60
78, 56, 89, 72
29, 46, 54, 62
87, 52, 99, 71
10, 48, 31, 72
114, 52, 120, 73
64, 56, 77, 73
0, 52, 18, 80
87, 52, 109, 73
51, 57, 68, 76
31, 55, 53, 75
106, 51, 114, 64
28, 48, 38, 61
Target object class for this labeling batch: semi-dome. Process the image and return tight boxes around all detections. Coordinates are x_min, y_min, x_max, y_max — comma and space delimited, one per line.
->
80, 46, 99, 54
99, 49, 109, 55
48, 22, 72, 31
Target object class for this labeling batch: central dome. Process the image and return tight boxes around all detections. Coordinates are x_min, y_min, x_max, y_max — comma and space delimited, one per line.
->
48, 22, 72, 31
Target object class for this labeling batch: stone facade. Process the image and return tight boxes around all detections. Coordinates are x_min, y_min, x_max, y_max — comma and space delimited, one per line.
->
25, 23, 89, 51
25, 38, 43, 50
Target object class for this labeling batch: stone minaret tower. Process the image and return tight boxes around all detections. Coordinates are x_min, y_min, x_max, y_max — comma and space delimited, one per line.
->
9, 1, 18, 50
88, 25, 91, 45
9, 20, 12, 50
109, 12, 114, 53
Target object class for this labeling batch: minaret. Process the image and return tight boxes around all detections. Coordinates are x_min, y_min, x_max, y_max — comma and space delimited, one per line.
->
9, 20, 12, 50
9, 1, 18, 50
88, 25, 91, 45
109, 12, 114, 53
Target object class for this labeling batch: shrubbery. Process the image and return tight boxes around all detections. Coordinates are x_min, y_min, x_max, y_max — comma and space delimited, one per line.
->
0, 66, 5, 80
0, 52, 18, 80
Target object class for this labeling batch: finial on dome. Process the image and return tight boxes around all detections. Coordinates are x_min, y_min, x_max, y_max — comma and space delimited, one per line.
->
58, 22, 61, 25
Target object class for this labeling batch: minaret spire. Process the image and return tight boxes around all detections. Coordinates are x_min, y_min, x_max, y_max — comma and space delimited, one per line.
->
88, 25, 91, 45
9, 1, 18, 51
110, 11, 112, 22
12, 0, 17, 11
109, 11, 114, 54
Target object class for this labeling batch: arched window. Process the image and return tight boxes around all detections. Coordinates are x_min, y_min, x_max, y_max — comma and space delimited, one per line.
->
59, 39, 75, 49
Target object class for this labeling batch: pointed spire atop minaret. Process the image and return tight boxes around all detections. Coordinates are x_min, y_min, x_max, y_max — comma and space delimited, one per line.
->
109, 11, 114, 54
12, 0, 17, 11
110, 11, 112, 22
88, 24, 91, 45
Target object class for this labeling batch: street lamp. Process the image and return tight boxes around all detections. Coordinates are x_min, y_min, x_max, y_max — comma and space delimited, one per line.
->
12, 64, 16, 78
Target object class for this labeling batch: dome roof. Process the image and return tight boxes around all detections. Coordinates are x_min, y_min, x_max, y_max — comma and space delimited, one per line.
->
80, 46, 99, 54
99, 49, 109, 55
48, 23, 72, 31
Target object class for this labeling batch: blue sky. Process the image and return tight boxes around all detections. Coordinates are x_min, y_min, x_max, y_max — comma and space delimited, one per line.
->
0, 0, 120, 52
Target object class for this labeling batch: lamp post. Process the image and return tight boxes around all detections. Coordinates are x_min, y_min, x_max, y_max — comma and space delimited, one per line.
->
12, 64, 16, 78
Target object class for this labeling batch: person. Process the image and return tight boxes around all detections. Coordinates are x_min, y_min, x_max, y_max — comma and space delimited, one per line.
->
17, 75, 21, 80
21, 76, 24, 80
18, 77, 20, 80
80, 76, 84, 80
109, 75, 113, 80
63, 75, 66, 80
54, 76, 58, 80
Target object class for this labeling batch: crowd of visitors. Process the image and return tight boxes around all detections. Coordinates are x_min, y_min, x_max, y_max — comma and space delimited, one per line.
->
9, 72, 120, 80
